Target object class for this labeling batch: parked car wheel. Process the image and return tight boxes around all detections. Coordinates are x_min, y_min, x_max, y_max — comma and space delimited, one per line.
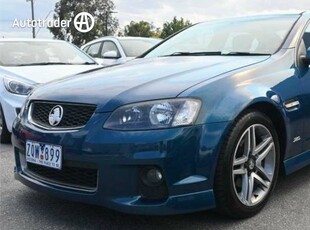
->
214, 110, 280, 218
0, 105, 11, 143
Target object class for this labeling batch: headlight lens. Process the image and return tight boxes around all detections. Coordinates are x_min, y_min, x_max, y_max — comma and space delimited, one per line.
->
104, 98, 201, 130
3, 78, 34, 95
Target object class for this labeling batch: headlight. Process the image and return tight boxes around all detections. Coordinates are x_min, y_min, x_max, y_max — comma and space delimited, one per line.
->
3, 78, 34, 95
104, 98, 201, 130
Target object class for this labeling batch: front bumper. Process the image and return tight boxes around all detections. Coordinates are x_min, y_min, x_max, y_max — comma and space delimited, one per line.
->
12, 113, 229, 215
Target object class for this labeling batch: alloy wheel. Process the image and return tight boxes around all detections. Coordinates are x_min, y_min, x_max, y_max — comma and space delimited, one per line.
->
232, 124, 276, 206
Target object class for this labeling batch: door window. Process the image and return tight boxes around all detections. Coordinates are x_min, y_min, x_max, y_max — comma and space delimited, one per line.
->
296, 22, 310, 66
303, 24, 310, 49
86, 42, 101, 58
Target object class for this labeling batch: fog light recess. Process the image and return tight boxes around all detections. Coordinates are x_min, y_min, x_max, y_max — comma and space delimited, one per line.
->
139, 166, 168, 200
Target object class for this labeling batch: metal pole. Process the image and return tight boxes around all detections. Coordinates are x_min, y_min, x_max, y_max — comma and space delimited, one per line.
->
35, 10, 53, 37
105, 14, 108, 36
30, 0, 35, 38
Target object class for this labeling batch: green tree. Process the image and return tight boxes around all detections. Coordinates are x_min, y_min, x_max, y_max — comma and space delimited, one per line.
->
49, 0, 119, 46
124, 21, 157, 37
160, 17, 192, 39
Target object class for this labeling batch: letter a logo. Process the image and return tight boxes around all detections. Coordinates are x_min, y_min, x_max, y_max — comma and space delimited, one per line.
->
74, 12, 95, 33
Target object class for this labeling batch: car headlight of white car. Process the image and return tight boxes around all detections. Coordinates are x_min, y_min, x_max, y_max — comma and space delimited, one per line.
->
3, 78, 34, 95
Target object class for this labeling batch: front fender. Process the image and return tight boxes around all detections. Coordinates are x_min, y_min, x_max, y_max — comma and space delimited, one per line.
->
184, 79, 284, 124
206, 88, 283, 123
182, 75, 304, 162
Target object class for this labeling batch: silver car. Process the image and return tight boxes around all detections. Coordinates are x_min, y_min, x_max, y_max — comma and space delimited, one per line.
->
81, 36, 162, 66
0, 39, 100, 143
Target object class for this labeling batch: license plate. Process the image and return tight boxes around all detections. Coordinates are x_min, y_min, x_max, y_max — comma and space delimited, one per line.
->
26, 140, 62, 170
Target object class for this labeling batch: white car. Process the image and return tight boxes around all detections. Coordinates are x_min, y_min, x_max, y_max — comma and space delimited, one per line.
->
0, 39, 100, 143
81, 37, 162, 66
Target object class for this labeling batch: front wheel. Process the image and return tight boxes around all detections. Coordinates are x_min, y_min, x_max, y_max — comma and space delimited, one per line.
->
214, 110, 280, 218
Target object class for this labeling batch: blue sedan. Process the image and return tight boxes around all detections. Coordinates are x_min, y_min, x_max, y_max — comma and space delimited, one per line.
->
12, 12, 310, 218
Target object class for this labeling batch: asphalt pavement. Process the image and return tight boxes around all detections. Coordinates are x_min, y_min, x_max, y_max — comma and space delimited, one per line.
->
1, 143, 310, 230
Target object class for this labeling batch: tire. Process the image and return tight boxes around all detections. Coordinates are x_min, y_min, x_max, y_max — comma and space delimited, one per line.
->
214, 110, 280, 218
0, 105, 11, 144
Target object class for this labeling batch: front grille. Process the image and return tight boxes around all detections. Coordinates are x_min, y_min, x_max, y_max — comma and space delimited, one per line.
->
26, 163, 98, 190
30, 101, 96, 129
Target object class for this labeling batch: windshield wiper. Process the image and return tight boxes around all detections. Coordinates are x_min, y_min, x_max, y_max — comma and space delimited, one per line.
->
12, 62, 97, 66
74, 62, 97, 65
13, 62, 74, 66
161, 51, 222, 57
222, 52, 271, 56
160, 51, 271, 57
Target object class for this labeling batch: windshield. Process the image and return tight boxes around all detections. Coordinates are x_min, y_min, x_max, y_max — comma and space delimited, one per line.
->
145, 15, 299, 57
0, 41, 96, 66
119, 39, 161, 57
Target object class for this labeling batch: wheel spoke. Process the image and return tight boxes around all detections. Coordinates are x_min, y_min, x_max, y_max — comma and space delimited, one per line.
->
256, 166, 272, 181
253, 172, 269, 189
234, 156, 248, 166
244, 126, 256, 157
250, 126, 256, 155
244, 128, 251, 156
246, 173, 254, 205
233, 168, 247, 175
256, 142, 274, 166
241, 173, 249, 202
254, 137, 272, 156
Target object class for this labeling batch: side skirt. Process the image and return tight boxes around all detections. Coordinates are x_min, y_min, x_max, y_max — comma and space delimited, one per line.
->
284, 150, 310, 175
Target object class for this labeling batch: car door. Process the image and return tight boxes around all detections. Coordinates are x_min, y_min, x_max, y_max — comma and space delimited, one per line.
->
298, 22, 310, 151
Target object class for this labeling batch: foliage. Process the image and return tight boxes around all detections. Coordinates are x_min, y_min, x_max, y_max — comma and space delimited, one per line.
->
49, 0, 118, 46
123, 17, 192, 39
124, 21, 158, 37
160, 17, 192, 39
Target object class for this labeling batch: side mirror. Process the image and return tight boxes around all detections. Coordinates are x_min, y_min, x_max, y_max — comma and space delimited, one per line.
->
302, 47, 310, 65
103, 51, 119, 59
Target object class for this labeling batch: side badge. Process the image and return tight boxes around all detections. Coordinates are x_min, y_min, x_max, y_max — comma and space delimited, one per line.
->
284, 99, 300, 111
293, 136, 301, 143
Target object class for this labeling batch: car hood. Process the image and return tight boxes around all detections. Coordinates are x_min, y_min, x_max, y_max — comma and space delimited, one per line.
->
1, 65, 99, 84
30, 56, 269, 112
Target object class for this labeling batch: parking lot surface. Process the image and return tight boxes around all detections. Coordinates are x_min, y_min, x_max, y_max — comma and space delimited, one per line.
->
1, 143, 310, 230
